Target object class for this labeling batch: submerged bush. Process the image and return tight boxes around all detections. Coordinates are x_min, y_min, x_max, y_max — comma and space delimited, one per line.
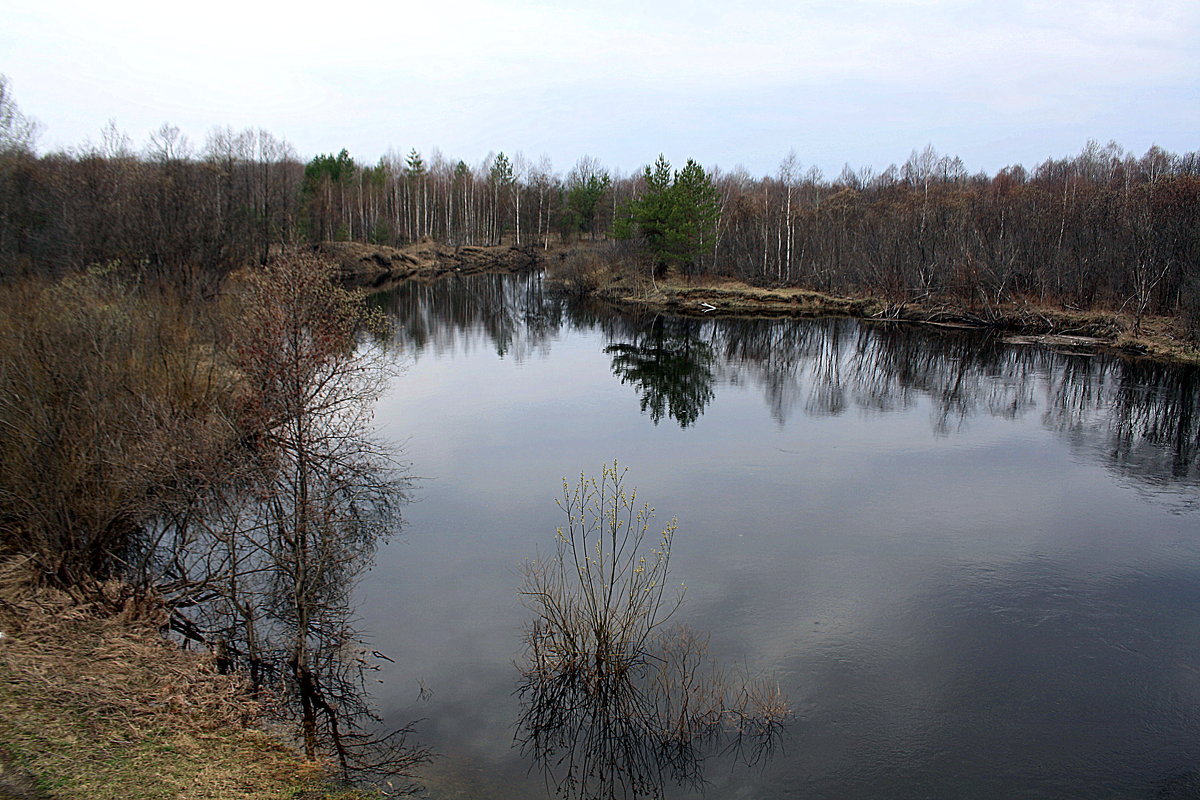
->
518, 463, 790, 799
521, 461, 681, 682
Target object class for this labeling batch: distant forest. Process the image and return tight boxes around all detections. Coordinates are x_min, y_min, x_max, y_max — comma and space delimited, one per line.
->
1, 89, 1197, 329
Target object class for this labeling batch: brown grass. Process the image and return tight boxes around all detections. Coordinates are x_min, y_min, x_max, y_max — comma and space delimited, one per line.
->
585, 273, 1200, 365
0, 558, 367, 800
319, 240, 539, 289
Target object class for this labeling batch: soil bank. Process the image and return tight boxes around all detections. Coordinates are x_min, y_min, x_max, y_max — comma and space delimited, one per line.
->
592, 277, 1200, 365
329, 241, 1198, 365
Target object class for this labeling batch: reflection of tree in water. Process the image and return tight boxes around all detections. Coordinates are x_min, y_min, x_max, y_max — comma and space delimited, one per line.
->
372, 272, 1200, 489
1108, 361, 1198, 483
167, 483, 431, 791
518, 626, 786, 800
605, 316, 715, 428
147, 254, 432, 793
714, 318, 833, 423
517, 466, 788, 799
371, 272, 566, 361
713, 316, 1200, 487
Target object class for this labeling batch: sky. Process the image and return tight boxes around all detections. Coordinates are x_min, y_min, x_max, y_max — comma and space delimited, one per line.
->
2, 0, 1197, 178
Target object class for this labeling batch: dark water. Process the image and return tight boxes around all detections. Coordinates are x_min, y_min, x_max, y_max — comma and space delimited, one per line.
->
359, 272, 1200, 799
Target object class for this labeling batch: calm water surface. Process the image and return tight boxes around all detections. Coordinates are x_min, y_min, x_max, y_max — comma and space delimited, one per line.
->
359, 273, 1200, 799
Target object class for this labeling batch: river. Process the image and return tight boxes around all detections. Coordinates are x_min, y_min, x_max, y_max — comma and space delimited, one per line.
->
357, 271, 1200, 799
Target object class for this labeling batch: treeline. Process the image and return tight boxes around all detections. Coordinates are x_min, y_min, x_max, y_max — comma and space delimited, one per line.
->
0, 124, 302, 289
0, 119, 632, 287
1, 77, 1198, 326
713, 144, 1200, 330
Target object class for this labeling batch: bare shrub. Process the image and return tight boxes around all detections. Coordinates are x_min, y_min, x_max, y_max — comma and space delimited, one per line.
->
518, 463, 790, 799
553, 249, 615, 297
0, 253, 429, 793
170, 250, 430, 792
521, 462, 681, 681
0, 273, 236, 588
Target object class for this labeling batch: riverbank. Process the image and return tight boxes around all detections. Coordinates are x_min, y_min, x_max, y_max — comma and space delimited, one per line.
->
0, 560, 364, 800
600, 277, 1200, 364
531, 244, 1200, 365
318, 239, 540, 289
330, 240, 1198, 365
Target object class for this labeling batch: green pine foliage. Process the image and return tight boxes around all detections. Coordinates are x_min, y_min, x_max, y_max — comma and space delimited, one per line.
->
405, 148, 425, 177
490, 151, 514, 186
565, 172, 611, 237
614, 155, 720, 276
302, 149, 356, 194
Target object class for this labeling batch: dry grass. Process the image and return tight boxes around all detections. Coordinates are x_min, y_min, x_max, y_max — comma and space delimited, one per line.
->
595, 274, 1200, 365
0, 558, 367, 800
318, 240, 538, 289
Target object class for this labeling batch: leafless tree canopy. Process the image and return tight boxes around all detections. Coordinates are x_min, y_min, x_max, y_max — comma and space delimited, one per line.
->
165, 251, 429, 790
0, 83, 1196, 337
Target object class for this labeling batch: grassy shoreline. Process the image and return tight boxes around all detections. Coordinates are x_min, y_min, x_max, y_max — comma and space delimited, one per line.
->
0, 573, 367, 800
584, 276, 1200, 364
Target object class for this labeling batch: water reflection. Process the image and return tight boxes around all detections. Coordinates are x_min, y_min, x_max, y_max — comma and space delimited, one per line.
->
369, 272, 566, 360
357, 272, 1200, 799
374, 274, 1200, 488
1109, 361, 1199, 483
517, 625, 787, 800
155, 450, 431, 792
517, 466, 788, 799
605, 317, 715, 428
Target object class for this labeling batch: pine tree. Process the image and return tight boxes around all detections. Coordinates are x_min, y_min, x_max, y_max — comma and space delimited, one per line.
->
667, 159, 721, 275
614, 155, 720, 277
489, 152, 514, 244
565, 171, 610, 238
405, 149, 426, 239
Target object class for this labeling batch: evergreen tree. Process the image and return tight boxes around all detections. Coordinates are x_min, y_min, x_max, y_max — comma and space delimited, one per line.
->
614, 155, 720, 277
565, 171, 610, 238
302, 149, 356, 192
490, 152, 514, 186
301, 149, 357, 241
405, 149, 426, 240
405, 148, 425, 176
489, 152, 514, 244
667, 159, 721, 274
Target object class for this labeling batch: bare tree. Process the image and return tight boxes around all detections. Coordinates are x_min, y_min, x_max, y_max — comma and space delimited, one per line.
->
146, 250, 434, 791
0, 75, 38, 154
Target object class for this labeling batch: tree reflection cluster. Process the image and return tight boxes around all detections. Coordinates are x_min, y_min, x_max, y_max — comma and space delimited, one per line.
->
711, 316, 1198, 488
370, 271, 565, 362
605, 317, 715, 428
518, 465, 789, 799
378, 273, 1199, 491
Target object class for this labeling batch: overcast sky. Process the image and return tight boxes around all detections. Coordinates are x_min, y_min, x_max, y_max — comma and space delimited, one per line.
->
3, 0, 1196, 177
